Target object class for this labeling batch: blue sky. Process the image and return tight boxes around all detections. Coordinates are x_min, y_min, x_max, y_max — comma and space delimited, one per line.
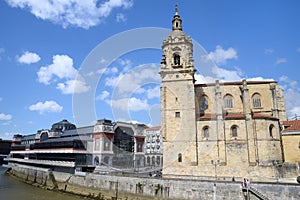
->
0, 0, 300, 140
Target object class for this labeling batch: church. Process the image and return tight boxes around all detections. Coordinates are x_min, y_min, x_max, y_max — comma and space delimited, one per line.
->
160, 6, 298, 180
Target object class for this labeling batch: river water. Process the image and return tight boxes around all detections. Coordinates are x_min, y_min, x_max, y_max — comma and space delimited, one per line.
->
0, 166, 83, 200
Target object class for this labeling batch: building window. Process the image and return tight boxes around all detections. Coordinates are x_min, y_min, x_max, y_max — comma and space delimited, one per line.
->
252, 93, 262, 108
94, 156, 99, 166
178, 153, 182, 162
137, 143, 143, 152
224, 94, 233, 108
104, 140, 110, 151
147, 157, 150, 166
95, 138, 100, 151
269, 124, 274, 138
174, 54, 180, 65
200, 95, 208, 110
157, 156, 161, 165
175, 112, 180, 118
231, 125, 238, 137
203, 126, 209, 138
40, 132, 48, 142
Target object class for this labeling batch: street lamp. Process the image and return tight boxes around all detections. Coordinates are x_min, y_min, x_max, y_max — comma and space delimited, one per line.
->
211, 160, 220, 180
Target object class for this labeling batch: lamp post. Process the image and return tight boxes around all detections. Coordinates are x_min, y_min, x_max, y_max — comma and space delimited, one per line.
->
211, 160, 219, 181
211, 159, 219, 200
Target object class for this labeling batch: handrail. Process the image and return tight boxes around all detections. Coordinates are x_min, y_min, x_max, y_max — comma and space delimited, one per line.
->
242, 185, 273, 200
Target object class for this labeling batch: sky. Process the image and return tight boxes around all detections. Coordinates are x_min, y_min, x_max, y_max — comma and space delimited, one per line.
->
0, 0, 300, 140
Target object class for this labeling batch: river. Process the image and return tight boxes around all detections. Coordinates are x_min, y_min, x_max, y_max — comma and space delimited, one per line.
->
0, 166, 84, 200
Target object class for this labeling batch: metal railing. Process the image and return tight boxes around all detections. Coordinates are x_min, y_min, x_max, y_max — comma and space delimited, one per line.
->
242, 185, 273, 200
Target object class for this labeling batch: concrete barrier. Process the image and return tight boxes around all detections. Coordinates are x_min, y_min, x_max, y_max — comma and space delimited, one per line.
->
8, 164, 300, 200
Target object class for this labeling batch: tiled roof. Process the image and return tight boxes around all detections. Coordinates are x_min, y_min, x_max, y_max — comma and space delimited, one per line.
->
225, 113, 245, 119
198, 114, 217, 120
144, 126, 161, 130
282, 120, 300, 131
198, 113, 245, 120
252, 113, 278, 120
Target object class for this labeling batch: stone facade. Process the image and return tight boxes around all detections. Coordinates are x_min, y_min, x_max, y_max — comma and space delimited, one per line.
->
144, 126, 163, 168
282, 120, 300, 164
160, 6, 297, 180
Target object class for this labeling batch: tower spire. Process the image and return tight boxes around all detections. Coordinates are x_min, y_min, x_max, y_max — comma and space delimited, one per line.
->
172, 4, 182, 30
175, 4, 179, 15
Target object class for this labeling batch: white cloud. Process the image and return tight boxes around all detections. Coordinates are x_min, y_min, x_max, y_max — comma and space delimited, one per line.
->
116, 13, 126, 22
204, 45, 237, 65
275, 58, 287, 65
194, 73, 216, 84
18, 51, 41, 64
105, 63, 160, 96
195, 66, 243, 84
96, 90, 110, 101
146, 86, 160, 99
0, 113, 12, 121
37, 54, 89, 94
1, 132, 17, 140
111, 97, 149, 112
56, 79, 90, 94
195, 66, 274, 84
29, 100, 63, 114
0, 48, 4, 60
0, 97, 2, 102
97, 66, 118, 75
246, 77, 274, 82
279, 75, 300, 118
37, 54, 77, 85
264, 49, 274, 55
5, 0, 133, 29
118, 59, 132, 71
279, 75, 288, 82
212, 66, 243, 81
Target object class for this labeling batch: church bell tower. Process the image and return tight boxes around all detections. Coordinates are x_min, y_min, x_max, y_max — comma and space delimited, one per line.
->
160, 5, 198, 176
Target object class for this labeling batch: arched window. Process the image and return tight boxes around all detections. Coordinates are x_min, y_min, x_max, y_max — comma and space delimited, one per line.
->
269, 124, 274, 138
94, 156, 100, 166
40, 132, 48, 142
104, 138, 110, 151
156, 157, 160, 165
231, 125, 238, 137
200, 95, 209, 110
203, 126, 209, 138
224, 94, 233, 108
147, 156, 150, 166
178, 153, 182, 162
252, 93, 262, 108
174, 54, 180, 65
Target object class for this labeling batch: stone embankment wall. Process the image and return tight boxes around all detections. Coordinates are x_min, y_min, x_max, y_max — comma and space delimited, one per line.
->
8, 164, 300, 200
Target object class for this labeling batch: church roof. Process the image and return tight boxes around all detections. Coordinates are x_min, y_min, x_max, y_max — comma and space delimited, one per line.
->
195, 80, 277, 87
144, 126, 161, 130
282, 120, 300, 132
